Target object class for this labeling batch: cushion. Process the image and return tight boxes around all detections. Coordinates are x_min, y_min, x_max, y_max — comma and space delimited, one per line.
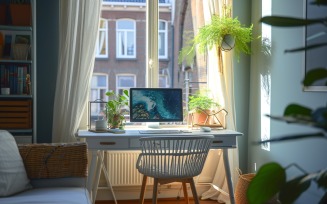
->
0, 187, 91, 204
0, 130, 32, 196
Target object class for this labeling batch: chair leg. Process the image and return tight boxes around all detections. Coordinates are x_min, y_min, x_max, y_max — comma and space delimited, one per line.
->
152, 178, 159, 204
139, 175, 147, 204
182, 182, 189, 204
189, 178, 200, 204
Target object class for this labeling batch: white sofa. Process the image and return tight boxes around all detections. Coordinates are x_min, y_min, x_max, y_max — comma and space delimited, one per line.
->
0, 130, 91, 204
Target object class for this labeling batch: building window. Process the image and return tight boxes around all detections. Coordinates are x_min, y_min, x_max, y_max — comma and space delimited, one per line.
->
95, 18, 108, 58
158, 20, 168, 59
159, 75, 168, 87
116, 19, 136, 58
90, 74, 108, 117
116, 74, 136, 95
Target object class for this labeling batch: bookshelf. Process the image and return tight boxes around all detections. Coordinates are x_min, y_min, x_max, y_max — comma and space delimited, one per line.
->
0, 0, 36, 144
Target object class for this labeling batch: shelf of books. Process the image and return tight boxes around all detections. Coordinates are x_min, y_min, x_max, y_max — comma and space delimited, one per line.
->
0, 62, 31, 96
0, 0, 35, 144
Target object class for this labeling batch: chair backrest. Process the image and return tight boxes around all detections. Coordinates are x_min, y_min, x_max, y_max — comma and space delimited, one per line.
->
136, 136, 214, 179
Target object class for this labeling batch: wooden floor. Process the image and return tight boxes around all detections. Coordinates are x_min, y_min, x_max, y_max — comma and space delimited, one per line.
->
95, 198, 218, 204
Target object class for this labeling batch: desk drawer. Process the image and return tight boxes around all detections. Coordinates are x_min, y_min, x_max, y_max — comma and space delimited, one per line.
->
86, 138, 129, 150
211, 136, 236, 148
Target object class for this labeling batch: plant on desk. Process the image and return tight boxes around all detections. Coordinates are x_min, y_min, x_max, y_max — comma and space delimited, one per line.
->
188, 90, 220, 126
106, 90, 129, 129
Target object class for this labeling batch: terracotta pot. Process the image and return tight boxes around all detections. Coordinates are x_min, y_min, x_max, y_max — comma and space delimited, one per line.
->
192, 109, 211, 125
10, 4, 32, 26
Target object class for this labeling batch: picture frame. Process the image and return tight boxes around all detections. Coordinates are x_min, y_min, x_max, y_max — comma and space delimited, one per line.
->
303, 0, 327, 91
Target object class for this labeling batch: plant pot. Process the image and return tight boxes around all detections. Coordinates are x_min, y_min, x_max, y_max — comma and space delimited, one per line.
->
108, 114, 124, 129
221, 34, 235, 51
192, 109, 211, 125
10, 4, 32, 26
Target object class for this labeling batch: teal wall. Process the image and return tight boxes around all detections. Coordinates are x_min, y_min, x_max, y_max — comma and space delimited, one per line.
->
249, 0, 327, 202
36, 0, 59, 142
233, 0, 251, 172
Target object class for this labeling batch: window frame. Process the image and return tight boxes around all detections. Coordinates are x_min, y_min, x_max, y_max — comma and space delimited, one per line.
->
116, 19, 136, 59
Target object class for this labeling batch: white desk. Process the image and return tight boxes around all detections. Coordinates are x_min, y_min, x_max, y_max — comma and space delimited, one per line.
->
77, 129, 242, 204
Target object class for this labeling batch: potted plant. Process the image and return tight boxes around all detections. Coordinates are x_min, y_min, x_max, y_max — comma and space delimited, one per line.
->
247, 3, 327, 204
188, 91, 220, 125
179, 10, 255, 64
106, 89, 129, 129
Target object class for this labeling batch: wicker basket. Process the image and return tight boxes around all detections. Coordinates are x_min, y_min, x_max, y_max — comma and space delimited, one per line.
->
235, 172, 280, 204
235, 172, 256, 204
12, 44, 30, 60
18, 142, 88, 179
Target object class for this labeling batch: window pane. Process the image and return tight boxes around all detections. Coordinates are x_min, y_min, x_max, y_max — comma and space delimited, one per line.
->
91, 76, 97, 87
118, 31, 125, 55
127, 32, 134, 55
159, 75, 168, 88
159, 21, 165, 30
97, 75, 107, 87
99, 19, 106, 29
159, 32, 165, 56
118, 76, 135, 87
117, 20, 134, 29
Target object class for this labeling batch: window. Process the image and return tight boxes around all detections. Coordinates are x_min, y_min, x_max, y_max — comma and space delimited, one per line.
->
158, 20, 168, 59
116, 19, 136, 58
90, 74, 108, 117
95, 18, 108, 58
159, 75, 168, 87
90, 74, 108, 101
116, 74, 136, 95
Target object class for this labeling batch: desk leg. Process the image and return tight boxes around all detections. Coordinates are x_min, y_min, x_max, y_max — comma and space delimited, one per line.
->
92, 151, 103, 204
223, 149, 235, 204
87, 150, 99, 202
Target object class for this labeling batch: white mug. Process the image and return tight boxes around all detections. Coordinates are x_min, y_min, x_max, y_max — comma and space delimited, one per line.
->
1, 88, 10, 95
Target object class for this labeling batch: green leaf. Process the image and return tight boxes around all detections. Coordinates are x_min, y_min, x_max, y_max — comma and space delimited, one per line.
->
253, 131, 326, 144
285, 43, 327, 53
303, 68, 327, 86
123, 89, 129, 97
106, 90, 115, 97
319, 192, 327, 204
247, 162, 286, 204
260, 16, 324, 27
279, 175, 311, 204
311, 0, 327, 6
317, 169, 327, 190
283, 104, 312, 117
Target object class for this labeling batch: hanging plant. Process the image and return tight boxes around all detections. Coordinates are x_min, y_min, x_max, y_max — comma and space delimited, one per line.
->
179, 12, 256, 64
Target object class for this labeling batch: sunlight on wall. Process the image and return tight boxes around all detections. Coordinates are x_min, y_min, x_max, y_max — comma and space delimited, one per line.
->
260, 0, 272, 151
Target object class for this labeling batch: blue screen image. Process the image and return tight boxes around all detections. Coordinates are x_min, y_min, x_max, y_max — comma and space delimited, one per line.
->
130, 88, 183, 122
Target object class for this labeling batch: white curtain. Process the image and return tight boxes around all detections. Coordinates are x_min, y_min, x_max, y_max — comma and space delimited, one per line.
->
199, 0, 239, 203
52, 0, 101, 142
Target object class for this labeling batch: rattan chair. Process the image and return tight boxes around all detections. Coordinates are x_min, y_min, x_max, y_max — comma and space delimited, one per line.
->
136, 136, 214, 204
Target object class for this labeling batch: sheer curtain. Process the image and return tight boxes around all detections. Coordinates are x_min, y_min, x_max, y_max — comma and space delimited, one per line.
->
198, 0, 239, 203
52, 0, 101, 142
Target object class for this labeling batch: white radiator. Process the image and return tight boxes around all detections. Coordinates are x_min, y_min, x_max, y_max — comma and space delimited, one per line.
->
105, 150, 218, 186
106, 151, 153, 186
